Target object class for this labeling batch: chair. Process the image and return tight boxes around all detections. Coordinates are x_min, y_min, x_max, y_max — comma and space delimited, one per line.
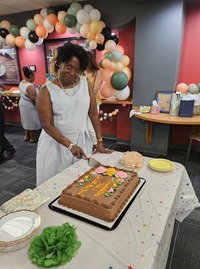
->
186, 132, 200, 161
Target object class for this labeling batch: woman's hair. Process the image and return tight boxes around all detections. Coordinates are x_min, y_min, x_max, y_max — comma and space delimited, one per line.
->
22, 66, 34, 79
86, 51, 99, 72
55, 42, 89, 73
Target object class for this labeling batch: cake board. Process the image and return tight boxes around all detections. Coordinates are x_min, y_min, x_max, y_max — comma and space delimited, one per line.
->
49, 177, 146, 230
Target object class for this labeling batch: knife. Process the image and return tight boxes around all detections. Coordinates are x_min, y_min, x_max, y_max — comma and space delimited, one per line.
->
87, 157, 103, 168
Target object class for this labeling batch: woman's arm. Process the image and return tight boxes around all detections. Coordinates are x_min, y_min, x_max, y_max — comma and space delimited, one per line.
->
26, 85, 37, 102
36, 85, 87, 159
93, 69, 102, 95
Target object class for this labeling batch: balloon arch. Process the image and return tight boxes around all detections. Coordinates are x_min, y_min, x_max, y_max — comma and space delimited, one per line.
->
0, 2, 132, 101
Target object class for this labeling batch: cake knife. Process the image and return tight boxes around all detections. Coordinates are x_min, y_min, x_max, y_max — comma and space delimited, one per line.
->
87, 157, 103, 168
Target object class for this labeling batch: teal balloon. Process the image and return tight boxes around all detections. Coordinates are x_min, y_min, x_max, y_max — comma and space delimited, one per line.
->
99, 60, 104, 69
26, 19, 36, 31
188, 84, 199, 94
85, 39, 90, 46
64, 14, 77, 28
9, 25, 20, 37
75, 22, 82, 33
70, 2, 82, 16
197, 82, 200, 89
112, 50, 122, 63
104, 52, 114, 61
111, 71, 128, 90
47, 6, 57, 15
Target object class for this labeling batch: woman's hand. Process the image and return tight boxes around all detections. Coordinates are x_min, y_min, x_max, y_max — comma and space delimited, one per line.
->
70, 144, 88, 159
93, 143, 113, 154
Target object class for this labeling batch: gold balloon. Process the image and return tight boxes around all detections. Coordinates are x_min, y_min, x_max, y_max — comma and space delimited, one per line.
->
122, 67, 132, 81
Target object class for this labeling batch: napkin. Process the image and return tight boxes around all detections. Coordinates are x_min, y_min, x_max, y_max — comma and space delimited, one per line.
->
0, 188, 50, 213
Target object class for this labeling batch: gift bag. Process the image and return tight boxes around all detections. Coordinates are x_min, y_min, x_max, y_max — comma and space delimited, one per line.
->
169, 92, 182, 116
193, 93, 200, 115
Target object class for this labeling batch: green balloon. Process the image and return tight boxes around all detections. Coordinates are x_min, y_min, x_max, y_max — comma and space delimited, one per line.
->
111, 71, 128, 90
112, 50, 122, 63
99, 60, 104, 69
104, 52, 114, 61
9, 24, 20, 37
64, 14, 77, 28
188, 84, 199, 94
26, 19, 36, 31
47, 6, 57, 15
70, 2, 82, 16
85, 39, 90, 47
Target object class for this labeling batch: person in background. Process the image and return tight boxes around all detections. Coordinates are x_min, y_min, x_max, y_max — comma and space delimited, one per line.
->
36, 42, 112, 186
84, 51, 103, 148
0, 82, 15, 163
18, 66, 41, 142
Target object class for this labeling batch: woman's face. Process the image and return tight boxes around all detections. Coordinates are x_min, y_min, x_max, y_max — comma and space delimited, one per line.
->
59, 56, 81, 84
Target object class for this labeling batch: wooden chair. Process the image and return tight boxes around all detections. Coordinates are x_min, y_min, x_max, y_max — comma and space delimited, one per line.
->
186, 132, 200, 161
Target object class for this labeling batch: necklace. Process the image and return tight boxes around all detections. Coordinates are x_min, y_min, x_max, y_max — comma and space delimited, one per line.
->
58, 76, 79, 96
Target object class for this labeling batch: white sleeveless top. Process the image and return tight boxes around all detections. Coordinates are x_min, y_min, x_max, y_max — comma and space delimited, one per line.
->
36, 76, 93, 186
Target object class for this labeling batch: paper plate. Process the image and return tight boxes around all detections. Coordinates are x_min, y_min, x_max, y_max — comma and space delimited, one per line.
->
0, 210, 41, 252
149, 158, 174, 172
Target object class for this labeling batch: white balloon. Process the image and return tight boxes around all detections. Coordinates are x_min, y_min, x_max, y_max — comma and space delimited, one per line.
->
43, 18, 54, 30
40, 8, 48, 18
20, 27, 30, 39
115, 86, 130, 100
76, 9, 90, 24
90, 9, 101, 21
83, 4, 94, 13
67, 27, 77, 34
36, 37, 43, 45
25, 39, 36, 51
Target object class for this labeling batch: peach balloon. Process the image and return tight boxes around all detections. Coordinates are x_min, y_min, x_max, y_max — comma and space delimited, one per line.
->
175, 83, 188, 94
15, 35, 25, 48
105, 40, 116, 52
101, 68, 114, 83
89, 40, 97, 50
102, 58, 110, 69
0, 20, 11, 31
109, 62, 117, 71
115, 62, 124, 72
35, 25, 47, 38
95, 33, 104, 44
34, 14, 44, 26
122, 67, 132, 81
99, 82, 115, 98
121, 55, 130, 67
58, 11, 68, 23
87, 31, 95, 40
6, 34, 15, 47
116, 45, 124, 55
80, 24, 90, 38
48, 14, 58, 25
55, 21, 67, 34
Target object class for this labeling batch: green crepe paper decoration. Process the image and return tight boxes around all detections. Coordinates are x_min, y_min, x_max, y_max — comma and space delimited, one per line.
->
29, 223, 81, 268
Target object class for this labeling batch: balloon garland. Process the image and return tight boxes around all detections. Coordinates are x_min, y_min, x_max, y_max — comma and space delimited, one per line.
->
99, 102, 128, 121
0, 2, 132, 101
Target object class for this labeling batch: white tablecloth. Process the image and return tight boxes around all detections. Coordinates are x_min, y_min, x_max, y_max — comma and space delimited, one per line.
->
0, 151, 199, 269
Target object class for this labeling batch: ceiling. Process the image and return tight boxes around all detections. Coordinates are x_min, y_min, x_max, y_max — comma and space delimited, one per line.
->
0, 0, 199, 16
0, 0, 85, 16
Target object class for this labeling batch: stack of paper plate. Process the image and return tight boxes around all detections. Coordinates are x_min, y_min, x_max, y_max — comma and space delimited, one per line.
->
149, 158, 174, 172
0, 210, 41, 252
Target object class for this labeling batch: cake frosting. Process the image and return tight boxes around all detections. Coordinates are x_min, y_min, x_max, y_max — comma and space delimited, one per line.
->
58, 165, 140, 222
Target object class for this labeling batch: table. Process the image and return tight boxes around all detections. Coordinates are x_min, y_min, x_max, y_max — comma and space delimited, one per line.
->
0, 151, 199, 269
134, 113, 200, 143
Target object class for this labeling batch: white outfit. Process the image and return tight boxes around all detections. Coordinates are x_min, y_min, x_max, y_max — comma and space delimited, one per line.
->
87, 105, 99, 145
18, 81, 41, 130
36, 76, 93, 186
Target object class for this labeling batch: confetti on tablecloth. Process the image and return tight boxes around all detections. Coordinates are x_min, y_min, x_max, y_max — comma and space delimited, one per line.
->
0, 188, 50, 213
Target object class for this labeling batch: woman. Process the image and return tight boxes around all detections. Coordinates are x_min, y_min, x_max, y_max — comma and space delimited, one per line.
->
36, 42, 111, 186
18, 67, 41, 142
84, 51, 102, 147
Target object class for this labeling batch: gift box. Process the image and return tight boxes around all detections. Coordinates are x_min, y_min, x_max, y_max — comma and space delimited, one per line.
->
179, 100, 195, 117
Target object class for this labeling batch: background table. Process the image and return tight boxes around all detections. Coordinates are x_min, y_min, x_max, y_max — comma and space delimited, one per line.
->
0, 151, 199, 269
134, 113, 200, 143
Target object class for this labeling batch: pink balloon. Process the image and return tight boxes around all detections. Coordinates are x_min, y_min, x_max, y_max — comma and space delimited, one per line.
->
101, 68, 114, 83
99, 82, 115, 98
